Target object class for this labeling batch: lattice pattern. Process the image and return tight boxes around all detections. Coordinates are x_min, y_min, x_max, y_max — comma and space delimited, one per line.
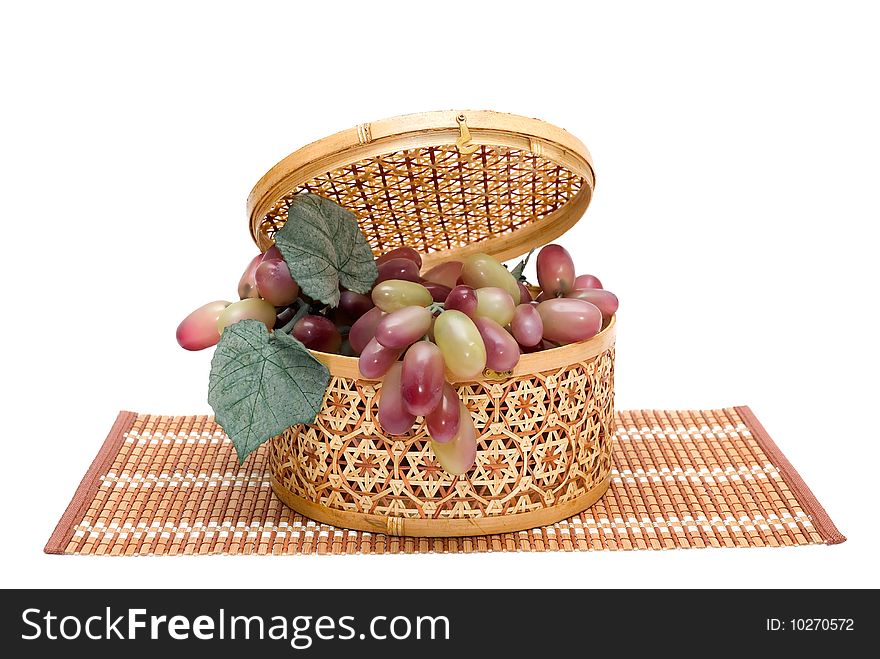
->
45, 407, 844, 555
256, 145, 585, 255
268, 349, 615, 525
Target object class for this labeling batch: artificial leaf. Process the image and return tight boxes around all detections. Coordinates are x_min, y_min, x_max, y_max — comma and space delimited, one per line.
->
274, 193, 377, 307
510, 248, 536, 281
208, 319, 330, 463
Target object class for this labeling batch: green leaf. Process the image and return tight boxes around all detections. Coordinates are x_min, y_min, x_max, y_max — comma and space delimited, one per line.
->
274, 193, 378, 307
208, 319, 330, 463
510, 248, 536, 281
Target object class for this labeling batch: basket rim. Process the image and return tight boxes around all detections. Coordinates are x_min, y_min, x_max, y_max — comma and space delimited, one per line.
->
246, 109, 596, 268
308, 315, 616, 382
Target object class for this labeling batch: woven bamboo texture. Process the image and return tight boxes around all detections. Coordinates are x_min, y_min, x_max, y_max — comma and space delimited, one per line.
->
269, 345, 614, 536
46, 407, 844, 555
247, 110, 595, 269
258, 144, 585, 260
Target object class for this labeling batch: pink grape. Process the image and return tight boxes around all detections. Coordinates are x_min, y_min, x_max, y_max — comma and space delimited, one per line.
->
349, 306, 384, 355
421, 261, 462, 289
574, 274, 603, 289
444, 285, 478, 317
255, 259, 299, 306
431, 403, 477, 475
375, 306, 432, 349
510, 303, 543, 347
564, 288, 619, 321
426, 382, 461, 443
401, 342, 445, 416
237, 254, 262, 299
176, 300, 231, 351
537, 298, 602, 344
336, 290, 374, 325
358, 338, 401, 379
518, 281, 533, 304
377, 362, 416, 436
473, 317, 520, 372
376, 246, 422, 269
293, 315, 342, 353
536, 244, 575, 297
376, 257, 421, 283
422, 281, 452, 303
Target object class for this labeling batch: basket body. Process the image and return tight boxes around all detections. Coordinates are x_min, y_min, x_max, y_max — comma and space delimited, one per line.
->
268, 321, 615, 536
250, 110, 614, 536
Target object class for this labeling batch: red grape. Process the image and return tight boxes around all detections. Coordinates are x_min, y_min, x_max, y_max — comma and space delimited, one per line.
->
473, 317, 520, 372
422, 281, 452, 303
536, 244, 575, 297
518, 281, 533, 304
377, 362, 416, 436
237, 254, 262, 299
375, 306, 432, 349
336, 290, 374, 325
444, 285, 478, 317
349, 306, 384, 355
564, 288, 618, 321
358, 338, 401, 379
293, 315, 342, 353
256, 259, 299, 306
376, 246, 422, 269
536, 298, 602, 343
421, 260, 462, 289
573, 274, 602, 289
426, 382, 461, 444
401, 341, 445, 416
510, 303, 543, 347
262, 245, 284, 262
376, 257, 421, 283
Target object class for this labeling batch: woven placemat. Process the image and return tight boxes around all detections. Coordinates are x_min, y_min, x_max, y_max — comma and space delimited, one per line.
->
45, 407, 844, 555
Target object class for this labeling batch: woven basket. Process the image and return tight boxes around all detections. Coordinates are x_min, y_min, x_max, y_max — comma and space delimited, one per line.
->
247, 110, 614, 537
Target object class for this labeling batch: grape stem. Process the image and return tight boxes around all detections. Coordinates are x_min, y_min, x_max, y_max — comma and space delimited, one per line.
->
427, 302, 445, 315
276, 299, 311, 334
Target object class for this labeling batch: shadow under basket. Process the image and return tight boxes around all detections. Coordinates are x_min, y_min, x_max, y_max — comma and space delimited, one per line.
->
248, 109, 614, 537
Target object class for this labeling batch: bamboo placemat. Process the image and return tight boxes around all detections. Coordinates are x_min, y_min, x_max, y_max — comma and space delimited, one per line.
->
45, 407, 844, 555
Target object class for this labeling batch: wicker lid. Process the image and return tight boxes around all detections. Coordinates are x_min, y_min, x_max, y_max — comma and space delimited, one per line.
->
247, 110, 595, 269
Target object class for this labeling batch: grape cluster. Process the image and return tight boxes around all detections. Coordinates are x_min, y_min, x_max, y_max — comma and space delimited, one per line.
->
176, 243, 618, 476
348, 245, 617, 474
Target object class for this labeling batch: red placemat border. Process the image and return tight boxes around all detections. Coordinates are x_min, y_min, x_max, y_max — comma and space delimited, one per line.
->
44, 411, 138, 554
735, 405, 845, 545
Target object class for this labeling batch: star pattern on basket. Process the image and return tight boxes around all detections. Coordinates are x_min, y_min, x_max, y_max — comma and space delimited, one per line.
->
268, 348, 615, 521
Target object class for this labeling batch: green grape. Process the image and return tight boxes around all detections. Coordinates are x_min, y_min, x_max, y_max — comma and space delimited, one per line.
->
474, 287, 516, 326
217, 298, 276, 333
431, 403, 477, 475
371, 279, 433, 312
460, 253, 521, 302
433, 310, 486, 379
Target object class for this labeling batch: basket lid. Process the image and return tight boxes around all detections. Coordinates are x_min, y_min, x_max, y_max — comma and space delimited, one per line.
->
247, 110, 595, 269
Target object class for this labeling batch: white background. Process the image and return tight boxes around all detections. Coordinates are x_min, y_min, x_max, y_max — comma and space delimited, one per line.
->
1, 1, 878, 589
